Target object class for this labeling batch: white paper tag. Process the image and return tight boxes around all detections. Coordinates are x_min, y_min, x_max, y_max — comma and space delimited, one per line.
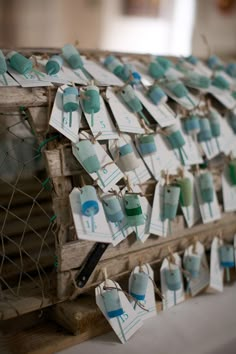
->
222, 165, 236, 212
193, 61, 212, 77
0, 73, 19, 86
209, 237, 224, 292
106, 88, 145, 134
208, 86, 236, 110
109, 134, 151, 185
184, 241, 210, 296
135, 90, 177, 127
34, 57, 89, 85
80, 95, 119, 140
83, 59, 123, 86
178, 122, 203, 166
95, 280, 143, 343
163, 87, 198, 110
122, 185, 151, 243
129, 264, 157, 321
220, 118, 236, 156
7, 66, 52, 87
179, 171, 201, 228
195, 174, 221, 224
72, 137, 124, 192
69, 187, 113, 243
161, 253, 185, 310
49, 85, 81, 143
149, 179, 169, 237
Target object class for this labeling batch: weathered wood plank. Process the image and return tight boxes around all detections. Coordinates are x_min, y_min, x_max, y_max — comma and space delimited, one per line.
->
58, 211, 236, 272
28, 107, 55, 141
57, 212, 236, 299
0, 87, 51, 108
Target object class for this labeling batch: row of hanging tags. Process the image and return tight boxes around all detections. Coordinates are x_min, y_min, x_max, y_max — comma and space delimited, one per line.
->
96, 236, 236, 343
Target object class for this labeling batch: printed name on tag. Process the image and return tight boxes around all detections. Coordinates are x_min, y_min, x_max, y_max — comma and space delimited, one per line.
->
129, 263, 157, 321
109, 134, 151, 185
49, 85, 81, 143
69, 187, 113, 243
95, 279, 143, 343
208, 237, 224, 293
184, 241, 209, 296
80, 94, 119, 140
106, 88, 145, 134
160, 253, 185, 310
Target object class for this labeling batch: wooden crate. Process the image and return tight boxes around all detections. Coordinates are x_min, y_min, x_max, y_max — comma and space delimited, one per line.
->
0, 49, 236, 353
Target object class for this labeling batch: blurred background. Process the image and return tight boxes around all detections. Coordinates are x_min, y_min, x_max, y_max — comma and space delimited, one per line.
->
0, 0, 236, 57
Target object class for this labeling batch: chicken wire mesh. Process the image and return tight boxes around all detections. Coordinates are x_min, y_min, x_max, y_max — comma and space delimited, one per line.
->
0, 108, 57, 318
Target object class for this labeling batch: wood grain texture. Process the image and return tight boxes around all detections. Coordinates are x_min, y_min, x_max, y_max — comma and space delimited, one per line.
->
0, 88, 50, 108
56, 211, 236, 299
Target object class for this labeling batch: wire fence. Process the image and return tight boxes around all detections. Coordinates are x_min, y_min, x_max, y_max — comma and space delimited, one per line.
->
0, 108, 57, 318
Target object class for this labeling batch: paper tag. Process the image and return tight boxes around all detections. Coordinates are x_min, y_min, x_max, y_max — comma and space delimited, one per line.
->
163, 87, 198, 110
95, 280, 142, 343
80, 95, 119, 140
69, 187, 113, 243
7, 66, 52, 87
134, 134, 162, 181
195, 175, 221, 223
220, 118, 236, 155
193, 61, 212, 77
135, 90, 176, 127
129, 264, 157, 321
34, 57, 89, 85
198, 108, 228, 159
208, 237, 224, 292
161, 253, 185, 310
208, 86, 236, 110
180, 171, 201, 228
149, 179, 169, 237
109, 134, 151, 185
166, 67, 185, 79
83, 59, 123, 86
103, 187, 132, 246
222, 165, 236, 212
178, 122, 203, 166
72, 137, 124, 192
49, 85, 81, 143
184, 241, 210, 296
106, 88, 145, 134
122, 185, 151, 243
0, 73, 19, 86
120, 59, 153, 86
